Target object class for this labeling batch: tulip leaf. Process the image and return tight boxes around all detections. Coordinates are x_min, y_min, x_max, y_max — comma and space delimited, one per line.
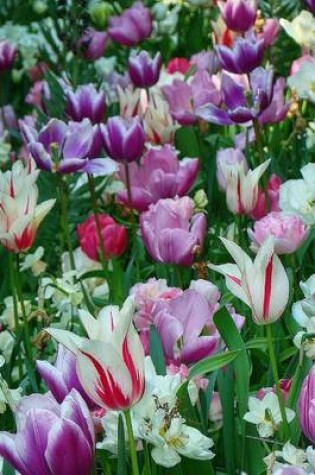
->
218, 366, 236, 475
3, 461, 15, 475
188, 349, 240, 379
149, 326, 166, 376
117, 413, 127, 475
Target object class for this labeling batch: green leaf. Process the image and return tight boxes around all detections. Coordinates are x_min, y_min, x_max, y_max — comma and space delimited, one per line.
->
3, 461, 15, 475
188, 350, 240, 379
117, 413, 127, 475
218, 367, 236, 475
149, 326, 166, 376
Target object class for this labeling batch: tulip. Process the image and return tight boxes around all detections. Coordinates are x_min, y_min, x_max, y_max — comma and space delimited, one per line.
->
47, 297, 145, 411
0, 390, 95, 475
128, 51, 162, 88
117, 145, 199, 211
257, 19, 280, 46
108, 1, 153, 47
223, 159, 270, 215
250, 173, 282, 220
78, 28, 108, 60
218, 0, 258, 33
117, 85, 145, 119
305, 0, 315, 12
167, 57, 191, 75
0, 159, 55, 253
143, 92, 178, 145
191, 50, 221, 74
20, 118, 117, 175
36, 344, 96, 408
209, 237, 290, 324
216, 33, 265, 74
77, 213, 128, 261
216, 147, 248, 191
248, 212, 309, 254
140, 196, 207, 266
100, 116, 145, 163
0, 40, 17, 71
66, 84, 106, 124
298, 364, 315, 444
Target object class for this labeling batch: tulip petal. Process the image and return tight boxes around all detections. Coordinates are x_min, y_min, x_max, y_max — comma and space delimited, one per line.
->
46, 328, 85, 354
0, 433, 27, 474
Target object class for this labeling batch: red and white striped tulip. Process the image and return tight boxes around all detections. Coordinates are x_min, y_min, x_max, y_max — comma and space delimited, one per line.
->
209, 237, 289, 324
47, 297, 145, 411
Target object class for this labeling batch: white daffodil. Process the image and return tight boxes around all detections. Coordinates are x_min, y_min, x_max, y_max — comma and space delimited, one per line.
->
292, 275, 315, 359
244, 392, 295, 438
19, 246, 46, 276
275, 442, 308, 468
41, 271, 83, 318
0, 296, 31, 330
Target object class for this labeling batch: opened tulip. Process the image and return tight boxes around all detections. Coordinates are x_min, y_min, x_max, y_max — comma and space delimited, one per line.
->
140, 196, 207, 266
209, 237, 290, 324
298, 364, 315, 445
0, 390, 95, 475
47, 297, 145, 411
108, 1, 152, 47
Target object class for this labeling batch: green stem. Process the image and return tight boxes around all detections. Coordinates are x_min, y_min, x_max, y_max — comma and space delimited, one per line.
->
124, 409, 140, 475
144, 442, 152, 475
266, 324, 290, 440
8, 254, 22, 379
124, 163, 140, 280
57, 175, 75, 271
253, 118, 264, 167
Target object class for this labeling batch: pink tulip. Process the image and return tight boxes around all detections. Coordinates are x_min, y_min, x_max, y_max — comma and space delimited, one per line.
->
248, 211, 309, 254
290, 54, 315, 75
257, 379, 292, 403
298, 364, 315, 445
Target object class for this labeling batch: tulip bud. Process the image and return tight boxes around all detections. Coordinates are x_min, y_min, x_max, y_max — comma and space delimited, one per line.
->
108, 1, 153, 47
218, 0, 258, 33
128, 51, 162, 89
89, 1, 114, 28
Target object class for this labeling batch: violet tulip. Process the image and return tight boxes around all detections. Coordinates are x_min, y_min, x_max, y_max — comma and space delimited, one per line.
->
20, 118, 117, 175
209, 237, 290, 325
100, 116, 145, 163
66, 84, 106, 124
0, 390, 95, 475
108, 1, 153, 47
140, 196, 207, 266
128, 50, 162, 88
218, 0, 258, 33
298, 364, 315, 444
117, 145, 199, 211
216, 34, 265, 74
78, 29, 108, 60
0, 40, 16, 71
36, 344, 96, 408
248, 212, 309, 254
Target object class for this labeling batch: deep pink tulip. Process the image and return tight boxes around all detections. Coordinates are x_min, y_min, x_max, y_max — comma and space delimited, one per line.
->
108, 1, 152, 47
140, 197, 207, 266
117, 145, 199, 211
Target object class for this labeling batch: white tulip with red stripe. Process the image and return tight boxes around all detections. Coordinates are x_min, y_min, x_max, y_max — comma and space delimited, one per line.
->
209, 237, 289, 324
47, 297, 145, 410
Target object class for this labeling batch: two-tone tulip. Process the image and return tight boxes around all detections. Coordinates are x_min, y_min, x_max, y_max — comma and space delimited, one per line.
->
66, 84, 106, 124
209, 237, 289, 324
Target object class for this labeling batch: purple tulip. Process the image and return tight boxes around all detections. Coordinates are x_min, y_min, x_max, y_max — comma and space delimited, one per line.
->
218, 0, 258, 33
108, 1, 153, 47
100, 116, 145, 163
298, 365, 315, 444
117, 145, 199, 211
0, 390, 95, 475
0, 40, 17, 71
216, 34, 265, 74
197, 67, 288, 126
163, 70, 221, 126
66, 84, 106, 124
78, 29, 108, 60
152, 289, 220, 365
36, 344, 96, 409
20, 118, 117, 175
305, 0, 315, 12
128, 50, 162, 88
140, 196, 207, 266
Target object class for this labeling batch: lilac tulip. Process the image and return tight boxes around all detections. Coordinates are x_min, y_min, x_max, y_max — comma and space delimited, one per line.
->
108, 1, 153, 47
298, 364, 315, 444
0, 390, 95, 475
36, 344, 96, 409
0, 40, 17, 71
128, 50, 162, 88
190, 50, 221, 74
163, 70, 221, 126
117, 145, 199, 211
20, 118, 117, 175
152, 289, 220, 365
140, 196, 207, 266
197, 67, 288, 126
100, 116, 145, 163
218, 0, 258, 33
66, 84, 106, 124
216, 34, 265, 74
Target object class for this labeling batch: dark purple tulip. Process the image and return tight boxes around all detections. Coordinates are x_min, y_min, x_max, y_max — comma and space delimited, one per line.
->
36, 344, 96, 409
66, 84, 106, 124
108, 1, 153, 47
298, 364, 315, 444
128, 51, 162, 88
140, 196, 207, 266
305, 0, 315, 12
117, 145, 199, 211
0, 390, 95, 475
216, 34, 265, 74
0, 40, 17, 71
100, 116, 145, 163
218, 0, 258, 33
20, 118, 117, 175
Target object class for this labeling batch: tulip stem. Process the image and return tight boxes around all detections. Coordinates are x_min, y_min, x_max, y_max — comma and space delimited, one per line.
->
266, 324, 290, 439
124, 409, 140, 475
124, 163, 140, 280
57, 174, 75, 271
8, 253, 23, 379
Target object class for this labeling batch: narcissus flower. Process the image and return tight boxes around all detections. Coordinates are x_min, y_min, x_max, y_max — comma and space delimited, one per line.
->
209, 237, 290, 324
